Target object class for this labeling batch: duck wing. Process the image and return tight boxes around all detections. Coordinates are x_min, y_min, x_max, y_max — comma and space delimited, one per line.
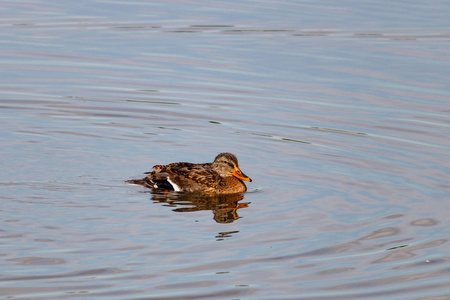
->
147, 162, 221, 192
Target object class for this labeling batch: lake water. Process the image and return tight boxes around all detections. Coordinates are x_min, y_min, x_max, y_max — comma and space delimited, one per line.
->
1, 0, 450, 299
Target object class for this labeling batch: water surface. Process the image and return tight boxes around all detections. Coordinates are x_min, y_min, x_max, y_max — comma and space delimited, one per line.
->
1, 0, 450, 299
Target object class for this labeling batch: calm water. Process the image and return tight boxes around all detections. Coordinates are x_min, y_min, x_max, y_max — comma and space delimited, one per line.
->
1, 0, 450, 299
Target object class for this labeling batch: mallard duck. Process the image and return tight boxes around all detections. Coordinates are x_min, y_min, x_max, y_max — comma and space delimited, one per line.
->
126, 153, 252, 194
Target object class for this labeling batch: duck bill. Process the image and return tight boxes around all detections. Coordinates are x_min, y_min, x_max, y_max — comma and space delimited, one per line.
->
232, 167, 252, 182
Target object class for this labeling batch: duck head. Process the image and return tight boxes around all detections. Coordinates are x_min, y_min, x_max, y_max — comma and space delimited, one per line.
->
212, 153, 252, 182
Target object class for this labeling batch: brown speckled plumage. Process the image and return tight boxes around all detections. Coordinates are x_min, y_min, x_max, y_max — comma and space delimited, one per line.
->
127, 153, 252, 194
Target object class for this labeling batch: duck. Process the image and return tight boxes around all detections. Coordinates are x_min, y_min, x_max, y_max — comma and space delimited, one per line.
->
126, 153, 252, 194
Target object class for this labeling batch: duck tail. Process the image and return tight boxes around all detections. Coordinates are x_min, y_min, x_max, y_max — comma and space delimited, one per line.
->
126, 179, 149, 186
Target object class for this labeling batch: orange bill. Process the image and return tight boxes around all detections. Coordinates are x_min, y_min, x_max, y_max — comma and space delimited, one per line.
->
232, 167, 252, 182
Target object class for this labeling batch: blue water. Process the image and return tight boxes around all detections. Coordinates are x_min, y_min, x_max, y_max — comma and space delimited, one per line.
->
1, 0, 450, 299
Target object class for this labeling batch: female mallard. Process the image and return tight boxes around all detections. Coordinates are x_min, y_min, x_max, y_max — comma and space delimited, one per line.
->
126, 153, 252, 194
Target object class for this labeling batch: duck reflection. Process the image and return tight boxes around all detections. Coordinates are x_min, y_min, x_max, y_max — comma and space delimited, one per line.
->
150, 191, 249, 223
